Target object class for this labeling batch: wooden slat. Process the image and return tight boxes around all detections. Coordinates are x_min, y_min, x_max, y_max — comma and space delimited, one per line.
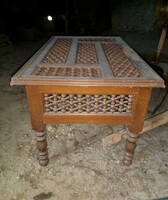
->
43, 113, 132, 125
102, 110, 168, 147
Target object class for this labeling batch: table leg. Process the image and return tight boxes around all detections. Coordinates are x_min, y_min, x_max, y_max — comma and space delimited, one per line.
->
123, 131, 139, 166
36, 131, 49, 166
123, 88, 152, 166
26, 85, 49, 166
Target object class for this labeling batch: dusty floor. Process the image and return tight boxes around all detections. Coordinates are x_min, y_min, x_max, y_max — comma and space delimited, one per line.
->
0, 33, 168, 200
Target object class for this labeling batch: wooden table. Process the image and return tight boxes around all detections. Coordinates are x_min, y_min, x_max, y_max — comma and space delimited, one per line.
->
10, 36, 165, 166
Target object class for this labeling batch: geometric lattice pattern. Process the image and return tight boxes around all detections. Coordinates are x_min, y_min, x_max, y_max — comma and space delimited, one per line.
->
102, 43, 142, 77
33, 66, 102, 77
44, 94, 134, 114
43, 38, 72, 64
79, 38, 114, 42
76, 43, 98, 64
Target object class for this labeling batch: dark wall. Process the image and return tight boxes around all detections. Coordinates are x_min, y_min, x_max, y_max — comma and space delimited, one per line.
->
111, 0, 155, 32
0, 0, 156, 36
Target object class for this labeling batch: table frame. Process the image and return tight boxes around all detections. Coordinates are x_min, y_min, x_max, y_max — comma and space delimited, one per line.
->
26, 84, 152, 166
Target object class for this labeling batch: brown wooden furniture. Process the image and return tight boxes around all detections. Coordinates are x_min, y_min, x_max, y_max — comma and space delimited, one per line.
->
10, 36, 165, 166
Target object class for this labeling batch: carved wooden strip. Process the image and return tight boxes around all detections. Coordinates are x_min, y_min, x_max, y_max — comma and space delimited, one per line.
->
33, 66, 102, 77
78, 38, 114, 42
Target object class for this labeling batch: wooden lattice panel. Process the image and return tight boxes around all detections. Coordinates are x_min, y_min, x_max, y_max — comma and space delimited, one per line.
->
43, 38, 72, 64
33, 66, 102, 77
44, 94, 134, 114
78, 38, 114, 42
102, 43, 142, 77
76, 43, 98, 64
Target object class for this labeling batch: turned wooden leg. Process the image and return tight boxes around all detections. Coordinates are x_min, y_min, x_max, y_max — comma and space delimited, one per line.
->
36, 131, 49, 166
26, 85, 49, 166
122, 88, 152, 166
123, 131, 139, 166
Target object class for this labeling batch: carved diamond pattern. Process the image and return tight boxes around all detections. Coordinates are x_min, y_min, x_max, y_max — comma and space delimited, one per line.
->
33, 66, 102, 77
44, 94, 134, 114
43, 38, 72, 64
76, 43, 98, 64
79, 38, 114, 42
102, 43, 142, 77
